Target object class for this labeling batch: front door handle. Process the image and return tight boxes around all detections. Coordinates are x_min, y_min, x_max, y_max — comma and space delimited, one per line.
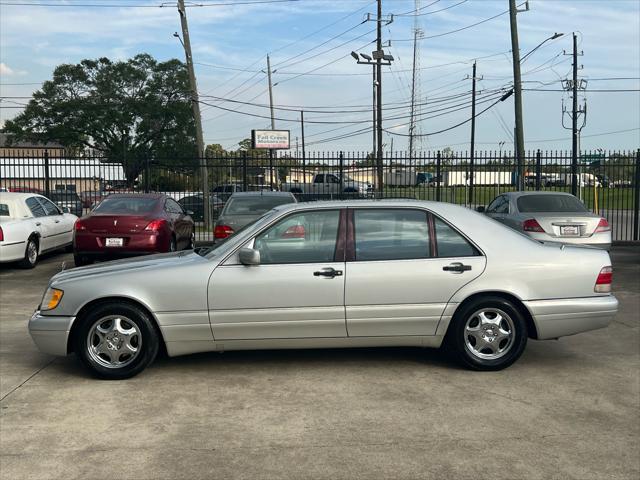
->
313, 267, 343, 278
443, 262, 472, 273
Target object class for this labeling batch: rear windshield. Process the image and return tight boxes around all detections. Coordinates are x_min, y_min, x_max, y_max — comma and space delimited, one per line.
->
0, 203, 9, 216
94, 196, 158, 214
224, 196, 294, 215
517, 194, 587, 213
49, 192, 80, 201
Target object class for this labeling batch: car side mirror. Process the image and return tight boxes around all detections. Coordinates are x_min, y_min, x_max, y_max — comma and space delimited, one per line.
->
476, 206, 485, 213
239, 248, 260, 266
62, 207, 71, 214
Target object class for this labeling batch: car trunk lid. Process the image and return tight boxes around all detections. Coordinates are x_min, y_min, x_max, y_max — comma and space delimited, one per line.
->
81, 214, 153, 234
530, 213, 601, 238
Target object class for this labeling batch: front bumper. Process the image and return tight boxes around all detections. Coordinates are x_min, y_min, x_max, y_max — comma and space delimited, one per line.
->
524, 295, 618, 340
28, 311, 75, 356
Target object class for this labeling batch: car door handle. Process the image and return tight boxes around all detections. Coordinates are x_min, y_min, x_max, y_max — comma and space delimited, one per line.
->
443, 263, 472, 273
313, 267, 343, 278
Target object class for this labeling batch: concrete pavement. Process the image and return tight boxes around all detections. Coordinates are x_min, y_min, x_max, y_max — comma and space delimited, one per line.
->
0, 248, 638, 480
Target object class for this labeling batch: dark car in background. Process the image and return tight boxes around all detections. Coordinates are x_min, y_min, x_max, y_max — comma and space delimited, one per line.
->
178, 194, 225, 222
214, 191, 297, 241
48, 190, 83, 217
73, 193, 194, 266
80, 190, 108, 209
212, 184, 243, 202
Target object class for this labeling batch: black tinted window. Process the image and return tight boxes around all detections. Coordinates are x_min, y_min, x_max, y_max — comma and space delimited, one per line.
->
354, 209, 430, 261
224, 196, 295, 215
434, 217, 478, 257
254, 210, 340, 264
26, 197, 46, 217
94, 197, 158, 214
38, 197, 60, 215
517, 194, 587, 213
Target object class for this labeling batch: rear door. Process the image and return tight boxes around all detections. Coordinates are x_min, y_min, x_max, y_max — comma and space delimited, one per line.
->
345, 208, 485, 337
36, 196, 72, 248
208, 209, 346, 340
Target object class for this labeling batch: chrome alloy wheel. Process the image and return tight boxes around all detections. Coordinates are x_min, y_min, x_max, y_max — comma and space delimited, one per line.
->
27, 241, 38, 264
464, 308, 515, 360
86, 316, 142, 369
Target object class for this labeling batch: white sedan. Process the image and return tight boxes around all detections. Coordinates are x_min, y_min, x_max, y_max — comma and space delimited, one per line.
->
0, 192, 77, 268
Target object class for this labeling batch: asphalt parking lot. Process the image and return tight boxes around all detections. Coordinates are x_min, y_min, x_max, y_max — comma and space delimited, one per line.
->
0, 248, 638, 480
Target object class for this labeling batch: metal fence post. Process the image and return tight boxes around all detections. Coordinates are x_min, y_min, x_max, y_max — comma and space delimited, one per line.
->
242, 152, 248, 191
469, 150, 474, 205
43, 149, 50, 197
535, 149, 541, 191
436, 151, 441, 202
633, 149, 640, 241
339, 151, 344, 199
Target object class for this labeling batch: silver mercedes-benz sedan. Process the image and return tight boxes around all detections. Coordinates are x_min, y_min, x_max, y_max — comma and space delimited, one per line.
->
480, 191, 612, 249
29, 200, 618, 379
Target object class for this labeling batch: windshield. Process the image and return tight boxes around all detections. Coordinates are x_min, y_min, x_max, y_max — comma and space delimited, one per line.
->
223, 196, 294, 216
517, 194, 587, 213
94, 196, 158, 214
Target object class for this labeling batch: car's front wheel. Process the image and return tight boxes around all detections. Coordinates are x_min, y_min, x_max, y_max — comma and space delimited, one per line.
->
447, 296, 528, 371
73, 302, 160, 379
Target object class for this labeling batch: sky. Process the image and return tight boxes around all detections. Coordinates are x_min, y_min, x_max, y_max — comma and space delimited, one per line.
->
0, 0, 639, 153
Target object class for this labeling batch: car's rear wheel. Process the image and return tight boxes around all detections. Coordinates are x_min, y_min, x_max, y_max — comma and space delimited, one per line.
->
169, 236, 177, 252
19, 237, 39, 269
447, 296, 527, 371
74, 302, 160, 379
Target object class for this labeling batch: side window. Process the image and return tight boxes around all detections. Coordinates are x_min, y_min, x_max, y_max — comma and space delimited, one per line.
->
166, 199, 183, 214
354, 209, 430, 261
313, 175, 325, 184
495, 197, 510, 214
38, 197, 61, 216
486, 196, 503, 213
25, 197, 46, 217
254, 210, 340, 265
434, 217, 479, 257
327, 175, 340, 184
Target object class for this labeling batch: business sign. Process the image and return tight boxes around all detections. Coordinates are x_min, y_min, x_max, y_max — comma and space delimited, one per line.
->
251, 130, 290, 150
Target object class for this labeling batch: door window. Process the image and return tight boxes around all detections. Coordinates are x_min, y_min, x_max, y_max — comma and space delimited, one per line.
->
433, 217, 479, 257
26, 197, 46, 217
486, 196, 504, 214
495, 197, 510, 214
165, 198, 183, 214
254, 210, 340, 264
354, 209, 430, 261
37, 197, 61, 216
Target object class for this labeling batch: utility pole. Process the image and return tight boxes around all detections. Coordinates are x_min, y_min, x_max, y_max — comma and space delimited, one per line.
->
266, 55, 276, 189
177, 0, 209, 231
509, 0, 527, 190
372, 65, 376, 156
408, 0, 423, 160
571, 33, 579, 196
469, 61, 479, 204
376, 0, 383, 193
300, 110, 306, 176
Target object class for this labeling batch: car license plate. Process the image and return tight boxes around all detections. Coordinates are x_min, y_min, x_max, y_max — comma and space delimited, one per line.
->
105, 237, 123, 247
560, 226, 579, 236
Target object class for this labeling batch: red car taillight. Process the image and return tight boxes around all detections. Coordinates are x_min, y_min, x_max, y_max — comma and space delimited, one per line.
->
144, 219, 166, 232
0, 226, 4, 242
594, 218, 611, 233
595, 266, 613, 293
523, 218, 545, 232
281, 224, 305, 239
214, 225, 234, 239
74, 219, 87, 231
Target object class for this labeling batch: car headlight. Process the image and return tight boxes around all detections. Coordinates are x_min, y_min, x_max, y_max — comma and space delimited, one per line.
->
41, 287, 64, 311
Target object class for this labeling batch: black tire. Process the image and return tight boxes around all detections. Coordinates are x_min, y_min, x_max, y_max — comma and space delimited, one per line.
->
169, 236, 177, 252
73, 302, 160, 380
74, 253, 92, 267
18, 237, 39, 269
446, 296, 528, 371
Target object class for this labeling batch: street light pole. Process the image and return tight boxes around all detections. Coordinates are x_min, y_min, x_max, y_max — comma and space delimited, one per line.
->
509, 0, 525, 191
376, 0, 383, 193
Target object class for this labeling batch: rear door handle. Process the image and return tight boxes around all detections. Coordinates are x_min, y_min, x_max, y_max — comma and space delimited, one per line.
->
443, 262, 472, 273
313, 267, 343, 278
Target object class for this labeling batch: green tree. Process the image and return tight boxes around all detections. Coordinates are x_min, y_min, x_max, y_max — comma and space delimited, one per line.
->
4, 54, 196, 185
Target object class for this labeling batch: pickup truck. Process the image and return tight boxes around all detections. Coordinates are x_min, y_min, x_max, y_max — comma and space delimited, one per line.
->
281, 173, 374, 198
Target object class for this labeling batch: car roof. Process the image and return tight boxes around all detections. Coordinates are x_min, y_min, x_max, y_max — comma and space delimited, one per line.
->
101, 193, 165, 199
502, 191, 577, 198
228, 191, 295, 198
0, 192, 45, 201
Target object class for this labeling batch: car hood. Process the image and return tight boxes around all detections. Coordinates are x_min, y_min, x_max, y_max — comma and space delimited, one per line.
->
50, 250, 211, 286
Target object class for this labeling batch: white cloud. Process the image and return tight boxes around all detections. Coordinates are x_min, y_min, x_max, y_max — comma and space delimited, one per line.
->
0, 62, 15, 75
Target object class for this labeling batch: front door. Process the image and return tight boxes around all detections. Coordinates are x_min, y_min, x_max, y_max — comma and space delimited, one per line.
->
208, 209, 346, 340
345, 208, 486, 337
37, 196, 72, 249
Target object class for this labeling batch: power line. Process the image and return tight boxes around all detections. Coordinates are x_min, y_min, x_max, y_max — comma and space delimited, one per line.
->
0, 0, 300, 7
524, 88, 640, 92
395, 0, 468, 17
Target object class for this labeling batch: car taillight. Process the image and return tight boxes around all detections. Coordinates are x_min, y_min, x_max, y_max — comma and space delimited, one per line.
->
144, 219, 166, 232
74, 219, 86, 231
523, 218, 545, 232
595, 266, 613, 293
595, 218, 611, 233
0, 226, 3, 242
214, 225, 234, 239
281, 224, 305, 239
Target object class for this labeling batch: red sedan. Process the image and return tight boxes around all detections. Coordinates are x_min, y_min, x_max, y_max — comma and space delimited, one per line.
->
73, 193, 194, 266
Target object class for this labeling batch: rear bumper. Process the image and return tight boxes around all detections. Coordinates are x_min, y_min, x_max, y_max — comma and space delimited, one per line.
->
525, 231, 611, 250
524, 295, 618, 340
74, 231, 169, 254
28, 311, 74, 356
0, 241, 26, 263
